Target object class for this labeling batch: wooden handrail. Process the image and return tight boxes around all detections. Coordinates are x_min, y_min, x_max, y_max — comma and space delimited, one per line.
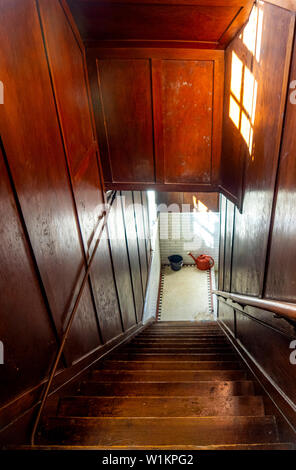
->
214, 290, 296, 322
30, 200, 112, 445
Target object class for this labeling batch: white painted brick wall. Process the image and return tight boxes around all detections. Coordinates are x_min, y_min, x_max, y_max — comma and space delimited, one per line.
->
143, 219, 161, 323
159, 212, 220, 270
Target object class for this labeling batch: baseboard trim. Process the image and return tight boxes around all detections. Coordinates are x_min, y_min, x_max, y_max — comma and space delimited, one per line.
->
0, 319, 154, 444
218, 319, 296, 439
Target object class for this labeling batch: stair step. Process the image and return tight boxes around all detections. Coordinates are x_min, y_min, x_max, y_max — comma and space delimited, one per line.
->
120, 347, 233, 353
78, 380, 255, 397
108, 353, 237, 361
154, 321, 219, 326
136, 333, 225, 341
139, 331, 224, 335
89, 369, 247, 382
131, 339, 229, 344
97, 360, 244, 370
136, 330, 225, 338
21, 443, 296, 450
146, 326, 222, 333
38, 416, 278, 446
58, 395, 264, 417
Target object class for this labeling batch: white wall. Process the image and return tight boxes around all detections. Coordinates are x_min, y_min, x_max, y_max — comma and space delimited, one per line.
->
159, 212, 220, 270
142, 218, 161, 323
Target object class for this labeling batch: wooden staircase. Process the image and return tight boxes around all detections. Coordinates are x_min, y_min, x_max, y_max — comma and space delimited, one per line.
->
37, 321, 294, 449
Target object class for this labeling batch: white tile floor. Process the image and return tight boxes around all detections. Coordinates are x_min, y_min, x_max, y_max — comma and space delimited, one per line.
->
158, 265, 216, 322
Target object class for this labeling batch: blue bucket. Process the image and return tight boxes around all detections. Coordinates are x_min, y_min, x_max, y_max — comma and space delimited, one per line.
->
168, 255, 183, 271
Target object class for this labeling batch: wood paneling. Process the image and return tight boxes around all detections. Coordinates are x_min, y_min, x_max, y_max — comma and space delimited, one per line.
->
121, 192, 144, 322
107, 197, 137, 330
161, 60, 213, 184
38, 0, 105, 250
133, 192, 148, 291
0, 0, 101, 364
235, 308, 296, 411
88, 49, 224, 191
67, 1, 253, 49
89, 227, 123, 343
0, 145, 57, 405
265, 33, 296, 302
223, 200, 235, 292
96, 59, 155, 183
141, 191, 151, 266
218, 195, 226, 290
218, 301, 235, 336
226, 3, 294, 296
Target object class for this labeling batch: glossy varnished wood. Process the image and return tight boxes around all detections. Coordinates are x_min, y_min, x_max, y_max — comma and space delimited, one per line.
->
87, 48, 224, 190
68, 1, 253, 49
0, 145, 57, 406
58, 395, 263, 418
265, 31, 296, 302
224, 3, 295, 295
98, 360, 243, 370
39, 415, 278, 446
88, 369, 246, 382
0, 0, 100, 364
160, 59, 213, 184
121, 191, 144, 322
96, 59, 155, 183
107, 197, 137, 330
38, 0, 105, 249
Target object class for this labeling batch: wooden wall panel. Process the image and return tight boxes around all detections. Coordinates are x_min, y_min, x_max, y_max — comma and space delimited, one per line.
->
0, 146, 57, 405
235, 308, 296, 407
38, 0, 105, 251
96, 59, 155, 183
133, 191, 148, 292
0, 0, 101, 364
121, 192, 144, 322
67, 0, 253, 49
218, 195, 226, 290
107, 198, 137, 330
161, 60, 213, 184
228, 3, 294, 296
87, 49, 224, 192
141, 191, 151, 266
265, 33, 296, 302
218, 300, 235, 336
89, 226, 123, 343
223, 199, 235, 292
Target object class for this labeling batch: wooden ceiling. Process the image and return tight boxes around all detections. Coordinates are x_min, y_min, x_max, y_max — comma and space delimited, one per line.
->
67, 0, 254, 49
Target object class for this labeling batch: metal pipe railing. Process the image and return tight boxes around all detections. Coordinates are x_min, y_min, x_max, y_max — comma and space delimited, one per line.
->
214, 290, 296, 322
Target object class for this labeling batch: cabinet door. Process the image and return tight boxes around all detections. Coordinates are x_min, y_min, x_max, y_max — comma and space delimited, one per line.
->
160, 60, 213, 184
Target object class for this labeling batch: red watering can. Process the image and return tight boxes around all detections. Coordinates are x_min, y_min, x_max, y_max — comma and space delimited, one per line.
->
188, 253, 214, 271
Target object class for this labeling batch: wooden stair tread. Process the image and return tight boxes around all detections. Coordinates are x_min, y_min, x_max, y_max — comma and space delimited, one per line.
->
17, 443, 295, 450
130, 339, 229, 344
120, 347, 233, 353
38, 416, 278, 446
89, 369, 247, 381
37, 321, 290, 448
58, 395, 264, 417
78, 380, 255, 396
108, 353, 237, 361
153, 321, 219, 326
96, 360, 244, 370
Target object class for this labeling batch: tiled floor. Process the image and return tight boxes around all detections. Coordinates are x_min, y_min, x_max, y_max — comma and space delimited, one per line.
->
158, 265, 216, 322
